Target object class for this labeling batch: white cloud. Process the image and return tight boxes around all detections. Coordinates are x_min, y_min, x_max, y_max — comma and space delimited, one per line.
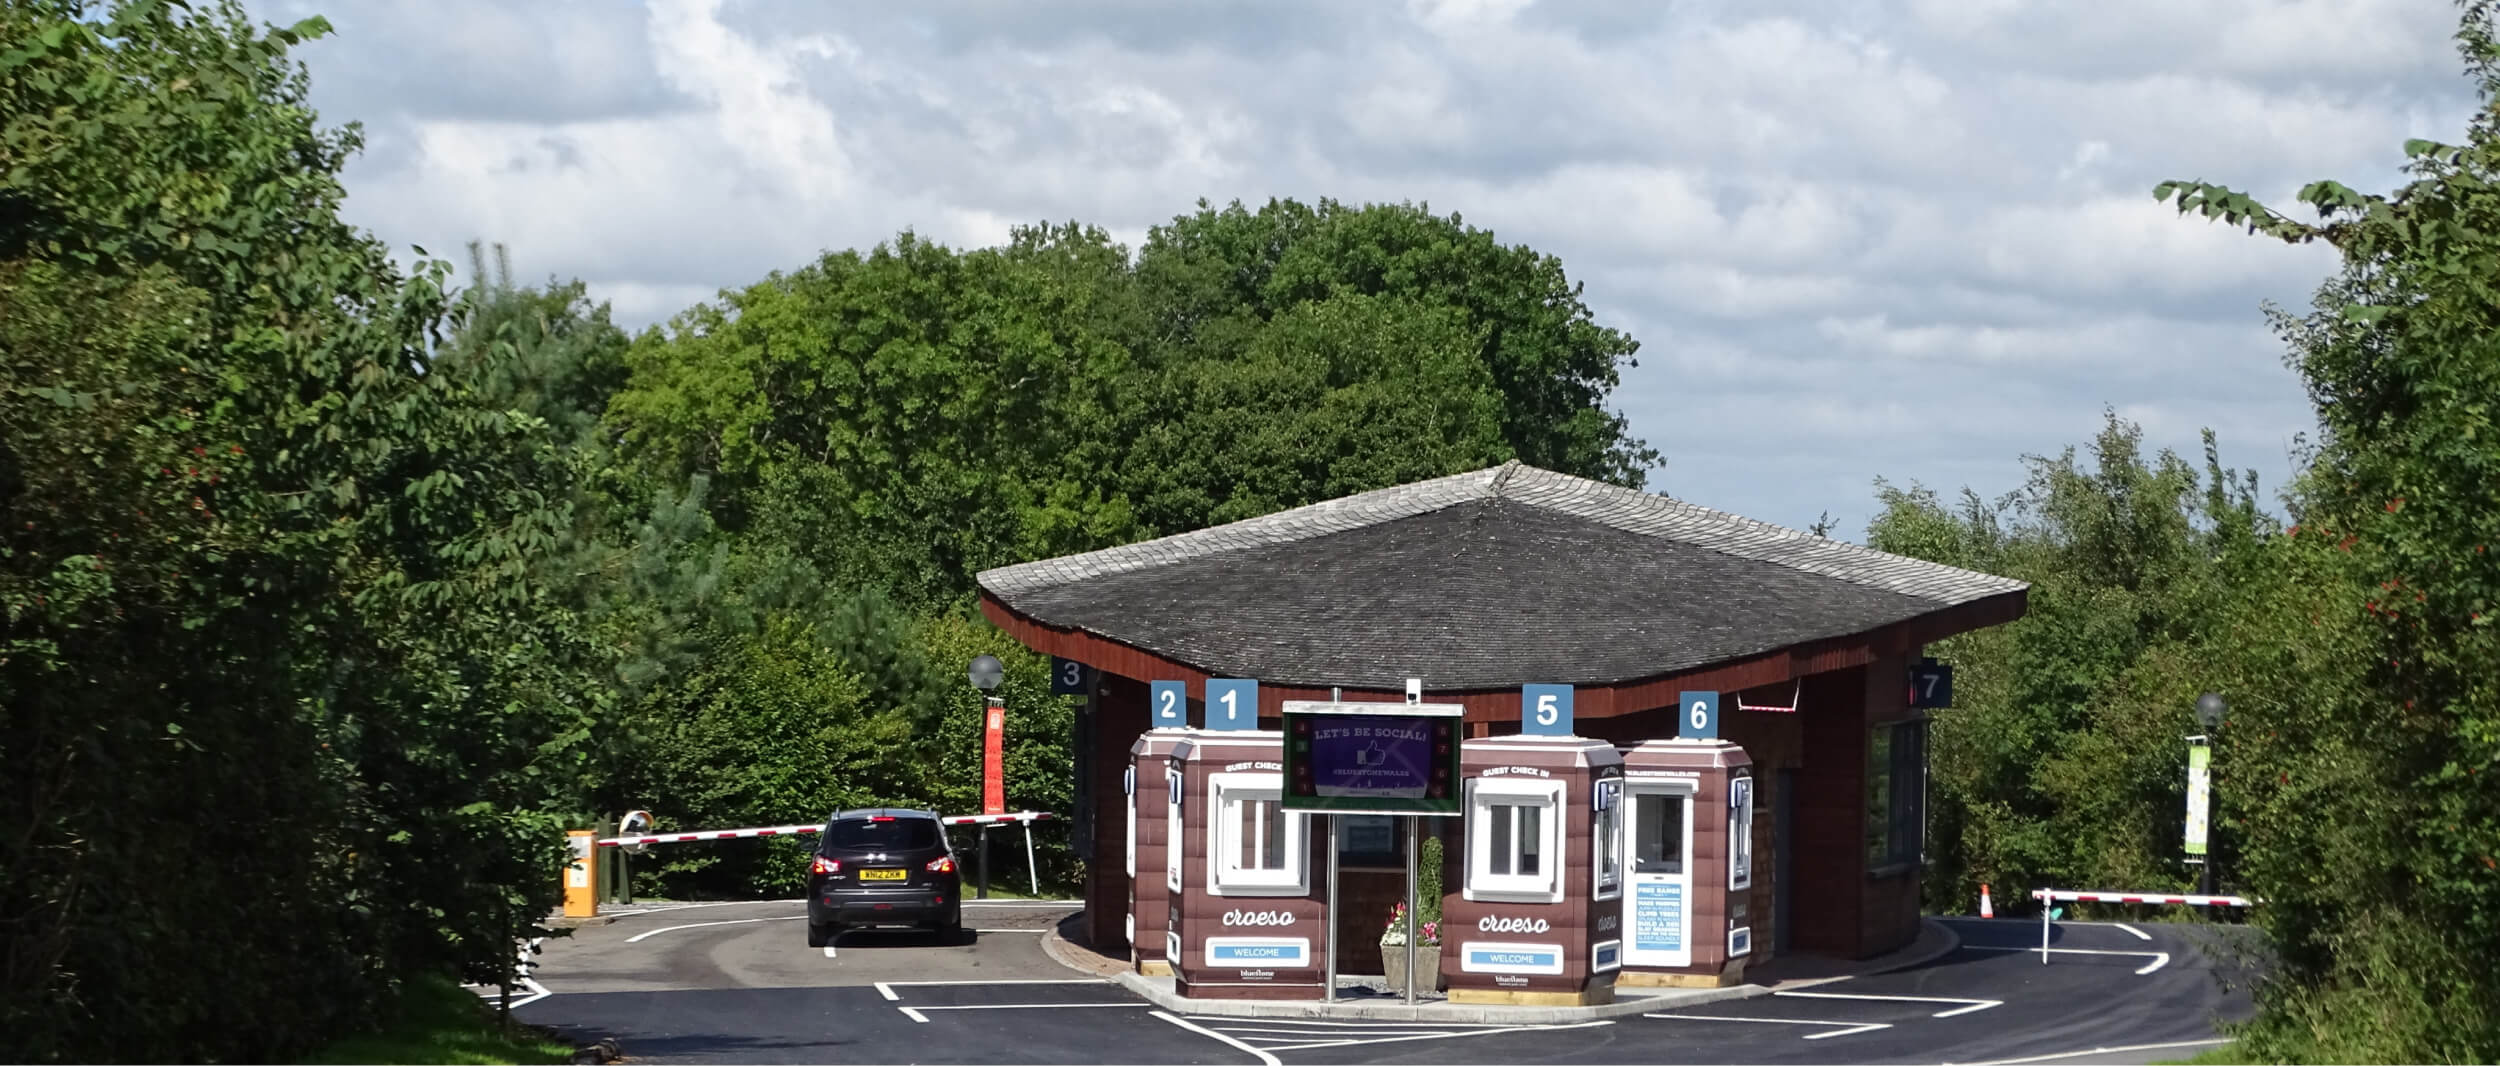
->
270, 0, 2479, 538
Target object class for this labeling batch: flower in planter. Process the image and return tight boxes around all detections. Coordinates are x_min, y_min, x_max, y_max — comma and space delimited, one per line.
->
1379, 903, 1441, 946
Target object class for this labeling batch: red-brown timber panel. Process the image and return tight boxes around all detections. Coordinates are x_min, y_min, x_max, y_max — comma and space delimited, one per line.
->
1789, 666, 1871, 958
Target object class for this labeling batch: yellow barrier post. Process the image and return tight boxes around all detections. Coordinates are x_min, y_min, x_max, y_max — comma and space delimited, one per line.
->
563, 829, 599, 918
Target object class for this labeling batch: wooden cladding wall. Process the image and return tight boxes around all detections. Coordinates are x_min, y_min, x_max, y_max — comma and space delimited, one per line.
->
1086, 674, 1149, 954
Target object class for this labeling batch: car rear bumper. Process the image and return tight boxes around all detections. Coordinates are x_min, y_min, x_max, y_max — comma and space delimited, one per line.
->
812, 889, 956, 927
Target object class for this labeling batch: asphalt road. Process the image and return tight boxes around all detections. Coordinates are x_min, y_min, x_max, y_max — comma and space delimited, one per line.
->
516, 904, 2257, 1065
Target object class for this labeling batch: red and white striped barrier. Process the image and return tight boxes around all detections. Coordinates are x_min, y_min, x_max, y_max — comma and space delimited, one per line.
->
2029, 887, 2258, 964
2032, 889, 2257, 908
596, 811, 1056, 848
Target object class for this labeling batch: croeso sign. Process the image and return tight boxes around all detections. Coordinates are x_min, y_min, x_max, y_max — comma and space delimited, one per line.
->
1223, 910, 1298, 927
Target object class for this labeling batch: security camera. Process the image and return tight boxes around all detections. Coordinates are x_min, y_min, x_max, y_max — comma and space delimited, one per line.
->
1405, 678, 1423, 704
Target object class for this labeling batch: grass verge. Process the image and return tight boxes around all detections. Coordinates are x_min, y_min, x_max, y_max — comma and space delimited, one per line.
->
298, 972, 574, 1065
2153, 1040, 2245, 1064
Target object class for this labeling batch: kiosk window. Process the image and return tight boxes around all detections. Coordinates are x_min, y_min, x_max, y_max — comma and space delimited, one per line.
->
1868, 720, 1928, 871
1209, 772, 1308, 895
1594, 783, 1623, 900
1466, 778, 1563, 902
1633, 793, 1686, 875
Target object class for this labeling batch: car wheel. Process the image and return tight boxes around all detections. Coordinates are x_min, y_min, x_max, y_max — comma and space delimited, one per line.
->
940, 905, 963, 940
807, 922, 834, 948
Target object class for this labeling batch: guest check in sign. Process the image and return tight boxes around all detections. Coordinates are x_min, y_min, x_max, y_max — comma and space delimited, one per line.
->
1278, 700, 1465, 816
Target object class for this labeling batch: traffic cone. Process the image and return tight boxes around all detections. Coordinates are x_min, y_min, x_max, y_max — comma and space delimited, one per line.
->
1979, 883, 1995, 918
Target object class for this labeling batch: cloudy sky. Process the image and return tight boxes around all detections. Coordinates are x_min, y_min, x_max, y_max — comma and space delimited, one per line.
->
250, 0, 2477, 539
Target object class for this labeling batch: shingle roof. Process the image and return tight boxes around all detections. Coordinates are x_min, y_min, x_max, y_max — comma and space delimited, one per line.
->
978, 462, 2027, 688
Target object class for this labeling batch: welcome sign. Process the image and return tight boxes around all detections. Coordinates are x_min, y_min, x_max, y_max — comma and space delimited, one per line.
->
1278, 700, 1464, 815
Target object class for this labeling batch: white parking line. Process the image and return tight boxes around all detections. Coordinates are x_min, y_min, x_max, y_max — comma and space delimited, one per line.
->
1154, 1011, 1282, 1066
2136, 952, 2171, 974
898, 1006, 929, 1024
821, 945, 837, 959
1960, 1037, 2229, 1064
1250, 1020, 1614, 1052
1962, 946, 2168, 962
1648, 1013, 1892, 1040
1776, 990, 2002, 1017
621, 915, 806, 943
908, 1003, 1146, 1012
2113, 922, 2153, 940
609, 899, 804, 916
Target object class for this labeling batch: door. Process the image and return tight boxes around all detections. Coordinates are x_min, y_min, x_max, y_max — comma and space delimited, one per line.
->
1775, 768, 1796, 955
1620, 780, 1694, 968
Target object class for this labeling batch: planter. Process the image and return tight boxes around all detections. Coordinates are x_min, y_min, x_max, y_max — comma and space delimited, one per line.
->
1378, 941, 1442, 993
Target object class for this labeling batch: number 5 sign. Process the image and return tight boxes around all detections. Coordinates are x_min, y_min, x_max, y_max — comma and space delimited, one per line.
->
1522, 684, 1574, 736
1678, 691, 1719, 740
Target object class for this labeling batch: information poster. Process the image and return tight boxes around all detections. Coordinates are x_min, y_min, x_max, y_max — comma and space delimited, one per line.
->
1279, 701, 1463, 815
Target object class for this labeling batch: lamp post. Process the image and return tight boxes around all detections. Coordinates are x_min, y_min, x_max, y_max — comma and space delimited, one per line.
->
969, 654, 1006, 900
2188, 692, 2225, 896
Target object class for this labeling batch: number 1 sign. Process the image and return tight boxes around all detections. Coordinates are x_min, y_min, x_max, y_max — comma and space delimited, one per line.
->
1206, 679, 1258, 731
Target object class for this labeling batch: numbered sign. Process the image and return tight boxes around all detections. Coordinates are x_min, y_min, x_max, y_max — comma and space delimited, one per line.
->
1677, 690, 1719, 740
1150, 681, 1188, 729
1206, 679, 1258, 731
1050, 656, 1093, 695
1909, 658, 1954, 709
1522, 683, 1574, 736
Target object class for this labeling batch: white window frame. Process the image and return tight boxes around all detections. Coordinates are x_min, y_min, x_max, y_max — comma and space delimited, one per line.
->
1207, 772, 1307, 896
1165, 766, 1184, 895
1465, 777, 1564, 903
1593, 778, 1623, 902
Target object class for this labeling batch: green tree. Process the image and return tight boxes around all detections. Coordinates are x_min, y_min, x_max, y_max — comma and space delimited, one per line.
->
2154, 4, 2500, 1057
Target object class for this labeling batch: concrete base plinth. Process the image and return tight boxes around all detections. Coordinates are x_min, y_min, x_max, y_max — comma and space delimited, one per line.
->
1447, 984, 1615, 1007
1618, 961, 1746, 988
1136, 959, 1173, 977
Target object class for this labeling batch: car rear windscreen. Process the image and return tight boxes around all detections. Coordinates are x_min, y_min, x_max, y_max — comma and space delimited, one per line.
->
822, 817, 942, 851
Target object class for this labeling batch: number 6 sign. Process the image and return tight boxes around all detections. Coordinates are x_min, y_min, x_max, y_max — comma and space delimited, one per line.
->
1522, 684, 1574, 736
1677, 690, 1719, 740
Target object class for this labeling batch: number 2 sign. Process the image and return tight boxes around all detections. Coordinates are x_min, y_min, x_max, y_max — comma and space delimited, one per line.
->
1522, 684, 1574, 736
1150, 681, 1187, 729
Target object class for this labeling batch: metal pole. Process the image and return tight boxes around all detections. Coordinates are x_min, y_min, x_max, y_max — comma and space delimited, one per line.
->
979, 825, 992, 900
1024, 822, 1041, 897
1326, 684, 1342, 1005
1325, 815, 1339, 1003
1404, 815, 1419, 1004
2040, 893, 2052, 965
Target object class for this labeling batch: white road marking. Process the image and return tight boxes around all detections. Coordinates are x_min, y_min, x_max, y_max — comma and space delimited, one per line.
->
610, 899, 805, 916
621, 915, 806, 943
908, 1003, 1147, 1011
875, 982, 900, 1001
1153, 1010, 1282, 1066
1776, 990, 2002, 1017
876, 978, 1108, 988
1962, 946, 2169, 961
2113, 922, 2153, 941
970, 928, 1050, 933
1647, 1013, 1893, 1040
898, 1007, 929, 1024
1962, 1037, 2229, 1064
821, 945, 837, 959
962, 899, 1082, 907
2136, 952, 2172, 974
1247, 1020, 1615, 1052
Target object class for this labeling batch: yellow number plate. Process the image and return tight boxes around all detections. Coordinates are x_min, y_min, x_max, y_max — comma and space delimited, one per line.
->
860, 868, 907, 882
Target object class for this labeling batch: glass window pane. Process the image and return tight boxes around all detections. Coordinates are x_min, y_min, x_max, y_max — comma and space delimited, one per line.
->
1489, 803, 1515, 876
1519, 804, 1543, 877
1260, 799, 1288, 871
1634, 794, 1684, 874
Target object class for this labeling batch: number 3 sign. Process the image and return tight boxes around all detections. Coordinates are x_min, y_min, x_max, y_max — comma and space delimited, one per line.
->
1678, 690, 1719, 740
1522, 684, 1574, 736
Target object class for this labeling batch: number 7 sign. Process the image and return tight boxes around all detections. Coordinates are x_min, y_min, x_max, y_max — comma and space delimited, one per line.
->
1909, 659, 1954, 709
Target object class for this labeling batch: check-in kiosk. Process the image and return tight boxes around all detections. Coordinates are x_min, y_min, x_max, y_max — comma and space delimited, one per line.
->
1127, 731, 1188, 976
1614, 738, 1755, 987
1166, 730, 1328, 999
1440, 735, 1625, 1006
